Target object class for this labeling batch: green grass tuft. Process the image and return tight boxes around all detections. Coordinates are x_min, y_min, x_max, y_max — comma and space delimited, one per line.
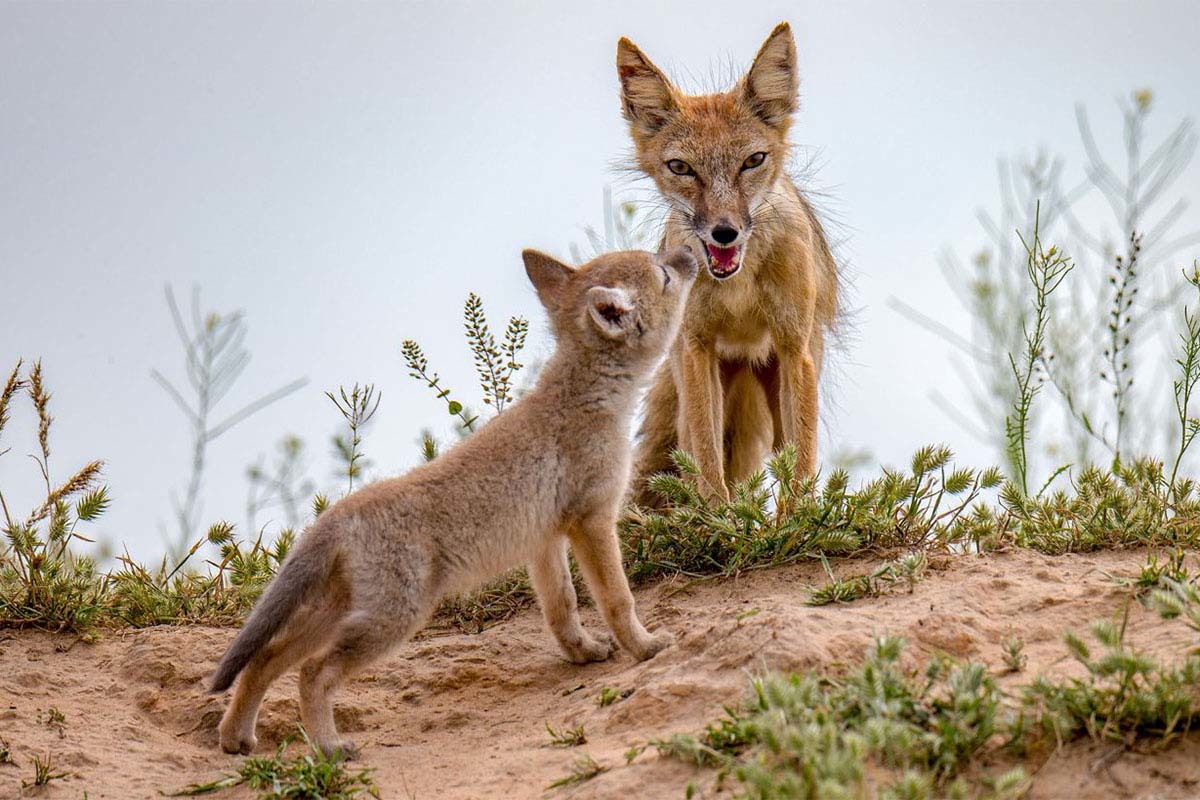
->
168, 733, 379, 799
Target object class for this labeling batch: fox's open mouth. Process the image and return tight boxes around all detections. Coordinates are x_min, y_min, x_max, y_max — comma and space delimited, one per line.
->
703, 243, 743, 279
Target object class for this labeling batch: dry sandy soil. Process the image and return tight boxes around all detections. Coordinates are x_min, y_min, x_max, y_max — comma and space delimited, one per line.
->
3, 548, 1200, 800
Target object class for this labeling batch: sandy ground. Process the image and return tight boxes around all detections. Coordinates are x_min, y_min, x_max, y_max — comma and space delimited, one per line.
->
2, 548, 1200, 800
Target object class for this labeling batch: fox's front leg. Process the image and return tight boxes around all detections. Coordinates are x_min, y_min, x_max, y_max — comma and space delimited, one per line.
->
569, 513, 672, 661
777, 344, 819, 475
529, 536, 614, 664
676, 342, 727, 499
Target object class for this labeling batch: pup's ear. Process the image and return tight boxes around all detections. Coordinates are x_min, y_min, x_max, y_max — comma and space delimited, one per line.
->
523, 249, 574, 310
617, 37, 679, 138
741, 22, 798, 131
659, 245, 699, 279
585, 286, 635, 339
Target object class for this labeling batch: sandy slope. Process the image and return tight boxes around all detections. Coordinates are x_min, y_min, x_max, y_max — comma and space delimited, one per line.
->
2, 548, 1199, 800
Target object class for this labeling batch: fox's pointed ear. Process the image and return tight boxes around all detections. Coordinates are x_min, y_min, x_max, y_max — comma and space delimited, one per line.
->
586, 286, 635, 339
741, 22, 798, 131
617, 37, 679, 138
523, 249, 574, 310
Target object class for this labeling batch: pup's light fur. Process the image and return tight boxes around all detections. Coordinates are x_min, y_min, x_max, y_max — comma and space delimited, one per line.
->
209, 246, 698, 757
618, 23, 840, 503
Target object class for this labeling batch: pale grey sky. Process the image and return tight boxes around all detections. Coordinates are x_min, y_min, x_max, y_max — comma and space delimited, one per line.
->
2, 1, 1198, 559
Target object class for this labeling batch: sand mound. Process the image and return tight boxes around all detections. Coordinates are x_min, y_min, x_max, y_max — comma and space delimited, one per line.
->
2, 548, 1199, 799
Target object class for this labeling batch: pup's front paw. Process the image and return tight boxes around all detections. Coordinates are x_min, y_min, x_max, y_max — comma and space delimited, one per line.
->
565, 632, 616, 664
630, 629, 674, 662
219, 728, 257, 755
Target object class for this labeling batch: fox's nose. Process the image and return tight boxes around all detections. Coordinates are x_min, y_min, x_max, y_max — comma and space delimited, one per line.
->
711, 225, 739, 246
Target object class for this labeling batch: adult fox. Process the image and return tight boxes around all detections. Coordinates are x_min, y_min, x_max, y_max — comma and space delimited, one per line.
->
618, 22, 840, 503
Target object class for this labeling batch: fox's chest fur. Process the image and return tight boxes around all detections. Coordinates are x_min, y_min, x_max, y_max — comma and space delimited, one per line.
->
665, 176, 838, 363
709, 276, 776, 364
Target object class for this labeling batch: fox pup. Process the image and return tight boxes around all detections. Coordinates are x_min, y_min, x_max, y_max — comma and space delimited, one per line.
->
617, 23, 840, 504
209, 246, 698, 757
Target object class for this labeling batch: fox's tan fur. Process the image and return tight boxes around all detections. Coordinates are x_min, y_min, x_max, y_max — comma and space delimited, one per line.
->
618, 23, 840, 503
210, 246, 698, 757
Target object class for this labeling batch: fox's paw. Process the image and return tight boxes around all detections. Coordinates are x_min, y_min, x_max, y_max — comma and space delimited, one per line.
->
219, 730, 257, 756
316, 739, 360, 761
565, 632, 616, 664
630, 630, 674, 662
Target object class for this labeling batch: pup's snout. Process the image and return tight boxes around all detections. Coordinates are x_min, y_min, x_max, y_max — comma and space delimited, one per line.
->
711, 224, 739, 246
660, 246, 699, 279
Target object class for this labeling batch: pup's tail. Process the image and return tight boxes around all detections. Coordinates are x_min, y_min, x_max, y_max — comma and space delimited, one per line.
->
629, 362, 678, 508
209, 528, 336, 693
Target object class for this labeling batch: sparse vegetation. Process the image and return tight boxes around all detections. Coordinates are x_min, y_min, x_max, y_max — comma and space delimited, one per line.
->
598, 686, 630, 707
170, 733, 379, 799
23, 752, 67, 789
545, 722, 587, 747
1001, 634, 1026, 674
547, 752, 608, 790
898, 90, 1199, 483
1023, 606, 1199, 747
654, 637, 1024, 798
807, 551, 928, 606
655, 579, 1200, 798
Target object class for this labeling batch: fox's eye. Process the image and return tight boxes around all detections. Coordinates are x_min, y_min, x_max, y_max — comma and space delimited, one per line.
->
666, 159, 695, 177
741, 152, 767, 171
660, 264, 671, 290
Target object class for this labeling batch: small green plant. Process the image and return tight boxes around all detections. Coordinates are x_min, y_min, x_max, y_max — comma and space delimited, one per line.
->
807, 551, 928, 606
326, 383, 381, 494
1151, 576, 1200, 643
1001, 634, 1027, 674
169, 732, 379, 799
23, 752, 67, 788
402, 293, 529, 454
0, 737, 14, 766
806, 566, 870, 606
1121, 549, 1193, 596
597, 686, 629, 707
1168, 265, 1200, 496
464, 294, 528, 415
42, 707, 66, 734
401, 340, 478, 434
1004, 206, 1074, 497
1022, 606, 1199, 746
545, 722, 587, 747
546, 752, 607, 790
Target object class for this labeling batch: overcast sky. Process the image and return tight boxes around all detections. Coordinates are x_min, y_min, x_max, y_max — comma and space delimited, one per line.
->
3, 1, 1198, 559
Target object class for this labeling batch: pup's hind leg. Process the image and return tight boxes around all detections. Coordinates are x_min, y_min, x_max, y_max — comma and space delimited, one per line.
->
569, 513, 671, 662
218, 604, 340, 755
299, 609, 428, 758
529, 536, 614, 664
